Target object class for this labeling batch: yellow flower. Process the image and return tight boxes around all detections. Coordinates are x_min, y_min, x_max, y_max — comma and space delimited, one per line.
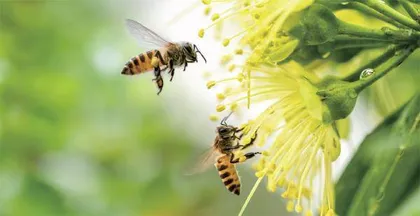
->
210, 61, 340, 216
199, 0, 314, 65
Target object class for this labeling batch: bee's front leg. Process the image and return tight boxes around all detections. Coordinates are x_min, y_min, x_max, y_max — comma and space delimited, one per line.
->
183, 62, 188, 71
240, 129, 259, 150
229, 151, 261, 164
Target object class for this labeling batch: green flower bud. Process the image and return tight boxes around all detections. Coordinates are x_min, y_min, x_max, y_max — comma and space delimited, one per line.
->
316, 76, 358, 123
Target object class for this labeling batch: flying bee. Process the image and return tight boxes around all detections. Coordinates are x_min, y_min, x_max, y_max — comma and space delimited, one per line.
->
188, 112, 260, 195
121, 19, 206, 95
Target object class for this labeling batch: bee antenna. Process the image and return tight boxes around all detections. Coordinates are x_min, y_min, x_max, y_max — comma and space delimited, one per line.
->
194, 44, 207, 63
220, 111, 234, 126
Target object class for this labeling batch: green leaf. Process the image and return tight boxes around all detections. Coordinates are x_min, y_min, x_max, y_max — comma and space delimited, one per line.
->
301, 3, 339, 45
336, 95, 420, 216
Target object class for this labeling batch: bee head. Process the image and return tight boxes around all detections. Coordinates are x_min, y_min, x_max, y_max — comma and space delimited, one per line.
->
217, 125, 235, 138
181, 42, 207, 63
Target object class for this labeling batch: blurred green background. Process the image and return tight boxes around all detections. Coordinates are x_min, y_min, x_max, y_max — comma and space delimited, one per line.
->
0, 1, 287, 216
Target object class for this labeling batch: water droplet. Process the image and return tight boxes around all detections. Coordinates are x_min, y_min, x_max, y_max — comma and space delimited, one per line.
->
360, 68, 375, 79
322, 52, 331, 58
349, 90, 357, 98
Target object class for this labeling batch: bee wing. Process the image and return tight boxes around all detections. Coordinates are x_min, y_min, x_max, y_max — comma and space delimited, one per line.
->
184, 146, 220, 176
125, 19, 171, 48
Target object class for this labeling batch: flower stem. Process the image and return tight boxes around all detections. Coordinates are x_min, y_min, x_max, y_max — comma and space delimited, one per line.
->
343, 45, 406, 82
398, 0, 420, 23
333, 36, 392, 50
338, 20, 420, 41
351, 45, 417, 93
356, 0, 420, 30
345, 2, 406, 28
238, 177, 264, 216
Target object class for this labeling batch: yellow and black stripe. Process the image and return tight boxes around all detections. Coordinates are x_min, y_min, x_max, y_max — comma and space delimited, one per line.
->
121, 50, 161, 75
215, 155, 241, 195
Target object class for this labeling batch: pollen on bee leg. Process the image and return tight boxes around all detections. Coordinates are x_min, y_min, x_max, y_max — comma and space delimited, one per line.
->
151, 57, 159, 67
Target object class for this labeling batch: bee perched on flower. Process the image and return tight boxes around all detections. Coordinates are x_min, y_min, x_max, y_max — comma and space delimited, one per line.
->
199, 0, 420, 215
208, 61, 341, 216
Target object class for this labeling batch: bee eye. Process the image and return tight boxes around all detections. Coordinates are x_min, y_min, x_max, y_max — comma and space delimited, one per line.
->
219, 128, 228, 133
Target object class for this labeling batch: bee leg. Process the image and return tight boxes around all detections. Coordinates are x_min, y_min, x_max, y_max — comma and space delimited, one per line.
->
183, 62, 188, 71
154, 50, 165, 64
153, 66, 164, 95
229, 152, 261, 164
240, 130, 259, 150
154, 76, 163, 95
169, 60, 175, 82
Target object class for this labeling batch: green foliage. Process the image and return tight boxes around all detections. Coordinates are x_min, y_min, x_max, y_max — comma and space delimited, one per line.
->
336, 95, 420, 216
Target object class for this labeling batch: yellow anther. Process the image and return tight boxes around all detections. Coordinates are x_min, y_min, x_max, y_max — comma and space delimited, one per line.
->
222, 38, 230, 47
234, 49, 243, 55
202, 0, 211, 5
204, 6, 212, 15
211, 13, 220, 21
286, 201, 294, 212
230, 103, 238, 111
305, 210, 313, 216
198, 29, 205, 38
237, 73, 245, 82
202, 71, 212, 79
295, 204, 303, 213
262, 151, 270, 156
255, 170, 266, 178
220, 55, 232, 65
209, 114, 219, 122
325, 209, 336, 216
216, 104, 226, 112
216, 93, 226, 100
206, 81, 216, 89
267, 182, 276, 192
277, 178, 286, 187
228, 64, 236, 72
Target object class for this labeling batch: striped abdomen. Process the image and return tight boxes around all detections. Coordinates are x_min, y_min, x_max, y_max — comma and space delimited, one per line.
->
121, 50, 166, 75
215, 155, 241, 195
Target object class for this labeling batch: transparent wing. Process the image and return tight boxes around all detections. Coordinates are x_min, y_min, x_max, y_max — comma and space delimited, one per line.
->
125, 19, 170, 48
184, 146, 220, 176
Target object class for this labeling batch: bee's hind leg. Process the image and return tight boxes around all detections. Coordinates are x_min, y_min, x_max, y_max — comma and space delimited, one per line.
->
153, 66, 164, 95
